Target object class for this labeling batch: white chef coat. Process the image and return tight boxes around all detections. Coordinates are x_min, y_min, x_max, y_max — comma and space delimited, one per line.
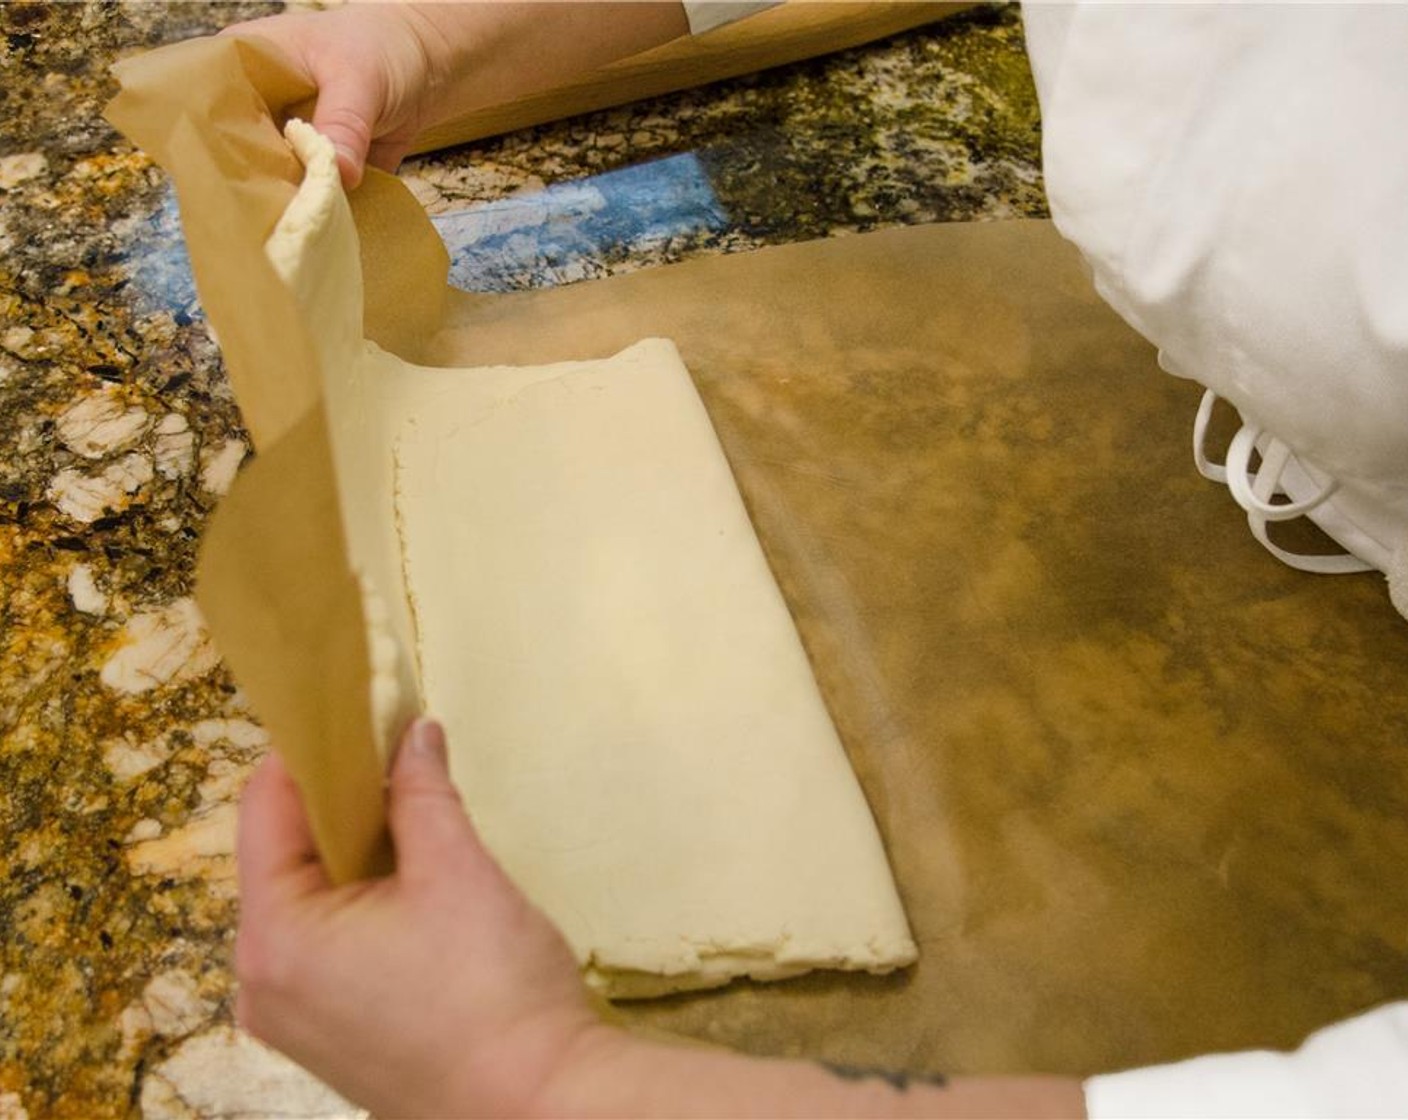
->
682, 0, 776, 35
1024, 3, 1408, 613
686, 2, 1408, 1114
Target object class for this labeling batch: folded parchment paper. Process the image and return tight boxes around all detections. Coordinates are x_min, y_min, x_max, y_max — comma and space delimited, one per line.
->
109, 33, 1408, 1076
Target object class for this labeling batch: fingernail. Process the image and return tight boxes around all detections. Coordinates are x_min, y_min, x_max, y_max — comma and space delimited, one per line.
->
409, 718, 447, 768
331, 145, 362, 189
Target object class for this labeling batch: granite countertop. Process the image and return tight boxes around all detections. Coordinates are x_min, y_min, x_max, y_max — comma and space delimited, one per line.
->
0, 3, 1043, 1117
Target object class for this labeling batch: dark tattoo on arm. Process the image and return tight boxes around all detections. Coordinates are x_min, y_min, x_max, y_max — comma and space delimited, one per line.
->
820, 1061, 949, 1092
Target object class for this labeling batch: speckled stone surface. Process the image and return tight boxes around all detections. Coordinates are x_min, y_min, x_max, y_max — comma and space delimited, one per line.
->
0, 3, 1042, 1117
412, 4, 1044, 290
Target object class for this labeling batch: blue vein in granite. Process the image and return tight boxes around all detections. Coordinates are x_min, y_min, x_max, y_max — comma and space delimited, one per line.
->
119, 153, 733, 309
119, 186, 200, 321
433, 151, 730, 292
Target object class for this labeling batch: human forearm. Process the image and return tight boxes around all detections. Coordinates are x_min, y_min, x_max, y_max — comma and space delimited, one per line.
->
411, 2, 689, 125
533, 1023, 1086, 1119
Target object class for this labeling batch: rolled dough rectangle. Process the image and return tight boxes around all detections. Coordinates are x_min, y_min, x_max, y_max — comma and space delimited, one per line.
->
394, 341, 917, 995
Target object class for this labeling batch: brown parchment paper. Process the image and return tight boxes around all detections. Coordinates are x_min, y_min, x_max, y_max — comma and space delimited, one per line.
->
108, 36, 1408, 1078
108, 37, 400, 882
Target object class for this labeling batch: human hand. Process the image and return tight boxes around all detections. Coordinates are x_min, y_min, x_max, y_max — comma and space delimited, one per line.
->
221, 5, 450, 188
222, 3, 690, 189
235, 719, 610, 1118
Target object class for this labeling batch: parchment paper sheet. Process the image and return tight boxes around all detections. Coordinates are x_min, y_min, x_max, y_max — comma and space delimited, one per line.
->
108, 37, 1408, 1077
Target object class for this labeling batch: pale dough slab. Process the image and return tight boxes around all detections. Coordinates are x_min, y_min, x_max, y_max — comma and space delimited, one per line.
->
266, 120, 916, 997
393, 342, 916, 995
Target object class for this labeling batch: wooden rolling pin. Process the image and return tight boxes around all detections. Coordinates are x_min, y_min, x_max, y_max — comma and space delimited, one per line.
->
410, 2, 973, 153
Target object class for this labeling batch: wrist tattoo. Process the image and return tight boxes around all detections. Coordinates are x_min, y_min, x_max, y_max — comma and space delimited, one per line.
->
820, 1061, 949, 1092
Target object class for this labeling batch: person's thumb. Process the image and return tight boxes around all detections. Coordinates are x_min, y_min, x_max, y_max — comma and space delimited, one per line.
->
387, 718, 485, 883
307, 70, 385, 190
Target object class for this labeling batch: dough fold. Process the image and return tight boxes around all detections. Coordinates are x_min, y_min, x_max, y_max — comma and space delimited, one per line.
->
265, 120, 917, 997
